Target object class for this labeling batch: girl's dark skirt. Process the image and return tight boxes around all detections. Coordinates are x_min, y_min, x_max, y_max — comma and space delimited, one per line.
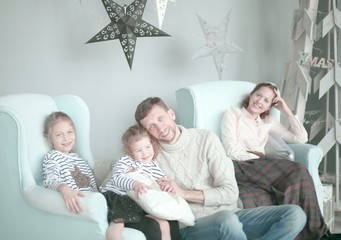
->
102, 191, 181, 240
103, 191, 145, 223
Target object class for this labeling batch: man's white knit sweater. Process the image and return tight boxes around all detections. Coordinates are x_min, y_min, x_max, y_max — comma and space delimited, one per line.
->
156, 125, 240, 220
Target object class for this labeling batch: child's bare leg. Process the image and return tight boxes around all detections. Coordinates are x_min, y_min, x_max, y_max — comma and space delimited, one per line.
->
147, 215, 171, 240
106, 222, 124, 240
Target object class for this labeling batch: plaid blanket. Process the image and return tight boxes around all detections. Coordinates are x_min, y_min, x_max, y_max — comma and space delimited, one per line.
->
233, 158, 328, 240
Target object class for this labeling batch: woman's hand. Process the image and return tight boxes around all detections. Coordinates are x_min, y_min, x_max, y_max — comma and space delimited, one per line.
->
58, 184, 84, 214
272, 89, 293, 117
247, 150, 264, 157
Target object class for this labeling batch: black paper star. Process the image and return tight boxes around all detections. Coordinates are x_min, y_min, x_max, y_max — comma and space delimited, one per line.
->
87, 0, 170, 69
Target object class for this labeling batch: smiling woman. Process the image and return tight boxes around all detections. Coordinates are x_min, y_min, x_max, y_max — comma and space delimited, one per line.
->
219, 82, 332, 239
221, 82, 307, 161
240, 82, 280, 120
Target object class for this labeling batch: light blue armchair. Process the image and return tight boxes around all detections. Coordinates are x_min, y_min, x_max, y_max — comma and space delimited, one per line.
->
175, 80, 324, 213
0, 94, 145, 240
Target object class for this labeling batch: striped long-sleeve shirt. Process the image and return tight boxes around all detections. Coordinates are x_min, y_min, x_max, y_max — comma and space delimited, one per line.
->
100, 155, 166, 195
43, 150, 98, 192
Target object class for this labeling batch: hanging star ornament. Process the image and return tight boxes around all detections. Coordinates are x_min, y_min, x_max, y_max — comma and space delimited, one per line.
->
86, 0, 170, 69
153, 0, 175, 28
192, 11, 243, 79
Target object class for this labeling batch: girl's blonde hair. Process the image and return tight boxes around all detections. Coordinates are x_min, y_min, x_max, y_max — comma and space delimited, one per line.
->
121, 124, 159, 158
43, 111, 75, 144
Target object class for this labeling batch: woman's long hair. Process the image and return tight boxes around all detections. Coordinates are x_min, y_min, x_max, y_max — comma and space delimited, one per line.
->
241, 82, 279, 119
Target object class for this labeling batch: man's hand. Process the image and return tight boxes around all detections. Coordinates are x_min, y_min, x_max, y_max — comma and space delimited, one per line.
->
58, 184, 84, 214
158, 178, 205, 204
158, 178, 183, 197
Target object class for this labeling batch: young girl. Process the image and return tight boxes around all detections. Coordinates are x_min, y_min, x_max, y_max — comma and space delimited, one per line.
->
42, 111, 98, 214
100, 124, 180, 240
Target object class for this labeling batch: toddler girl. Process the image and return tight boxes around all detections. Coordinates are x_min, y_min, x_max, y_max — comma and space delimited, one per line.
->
100, 124, 180, 240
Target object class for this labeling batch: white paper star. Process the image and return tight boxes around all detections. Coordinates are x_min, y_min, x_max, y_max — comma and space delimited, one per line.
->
153, 0, 172, 28
192, 11, 243, 79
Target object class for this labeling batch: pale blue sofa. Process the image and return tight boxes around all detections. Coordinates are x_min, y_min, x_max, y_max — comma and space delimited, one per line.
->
175, 80, 324, 213
0, 94, 145, 240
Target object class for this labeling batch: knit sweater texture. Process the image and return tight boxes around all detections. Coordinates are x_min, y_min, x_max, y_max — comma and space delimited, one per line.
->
156, 125, 239, 220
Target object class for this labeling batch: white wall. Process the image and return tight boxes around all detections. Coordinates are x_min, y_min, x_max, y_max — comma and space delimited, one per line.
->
0, 0, 297, 161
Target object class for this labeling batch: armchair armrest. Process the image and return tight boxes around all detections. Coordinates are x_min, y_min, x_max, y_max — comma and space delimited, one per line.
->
24, 186, 146, 240
289, 143, 324, 213
288, 143, 323, 172
24, 185, 108, 232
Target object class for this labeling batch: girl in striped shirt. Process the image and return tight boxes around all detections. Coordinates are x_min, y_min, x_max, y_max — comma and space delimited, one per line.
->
101, 124, 180, 240
42, 111, 98, 214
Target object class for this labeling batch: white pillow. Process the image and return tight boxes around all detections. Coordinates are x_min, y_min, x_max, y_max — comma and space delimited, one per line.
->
126, 172, 195, 226
265, 133, 294, 161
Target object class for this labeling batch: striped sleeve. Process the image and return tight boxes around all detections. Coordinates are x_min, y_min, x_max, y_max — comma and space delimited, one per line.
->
142, 161, 167, 180
100, 156, 136, 194
43, 151, 65, 190
42, 150, 98, 192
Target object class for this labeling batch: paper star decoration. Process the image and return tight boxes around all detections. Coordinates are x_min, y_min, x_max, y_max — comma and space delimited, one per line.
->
192, 11, 243, 79
154, 0, 175, 28
87, 0, 170, 69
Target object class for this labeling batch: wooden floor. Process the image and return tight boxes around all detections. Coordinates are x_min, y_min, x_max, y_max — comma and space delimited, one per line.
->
334, 211, 341, 233
333, 212, 341, 233
320, 172, 340, 233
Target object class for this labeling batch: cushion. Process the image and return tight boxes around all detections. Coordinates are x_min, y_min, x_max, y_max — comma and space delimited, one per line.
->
126, 172, 195, 226
264, 133, 294, 161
